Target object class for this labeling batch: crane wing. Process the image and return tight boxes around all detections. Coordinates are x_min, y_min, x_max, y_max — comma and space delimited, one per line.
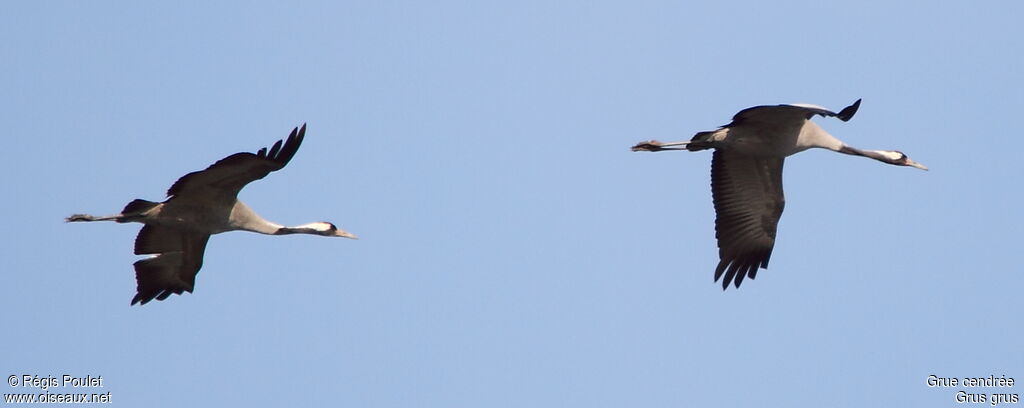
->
165, 124, 306, 200
710, 150, 785, 289
130, 225, 211, 305
728, 99, 861, 127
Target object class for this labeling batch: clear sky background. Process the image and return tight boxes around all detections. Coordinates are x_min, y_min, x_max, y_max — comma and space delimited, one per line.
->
3, 1, 1021, 407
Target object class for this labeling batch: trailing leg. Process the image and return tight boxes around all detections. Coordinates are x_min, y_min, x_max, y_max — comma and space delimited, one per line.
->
66, 199, 161, 223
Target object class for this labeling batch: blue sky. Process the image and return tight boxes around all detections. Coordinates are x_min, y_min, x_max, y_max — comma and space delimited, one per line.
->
3, 1, 1021, 406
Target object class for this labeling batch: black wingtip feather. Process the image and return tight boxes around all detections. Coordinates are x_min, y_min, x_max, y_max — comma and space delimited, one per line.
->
734, 265, 747, 288
836, 99, 862, 122
714, 260, 727, 282
267, 139, 283, 159
268, 124, 305, 167
164, 124, 309, 197
714, 253, 771, 290
719, 260, 738, 290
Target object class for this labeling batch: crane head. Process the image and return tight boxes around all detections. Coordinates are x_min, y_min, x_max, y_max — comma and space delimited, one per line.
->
881, 150, 928, 171
296, 222, 358, 238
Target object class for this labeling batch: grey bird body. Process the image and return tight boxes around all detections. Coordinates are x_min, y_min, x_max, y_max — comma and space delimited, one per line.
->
67, 124, 357, 305
632, 99, 926, 289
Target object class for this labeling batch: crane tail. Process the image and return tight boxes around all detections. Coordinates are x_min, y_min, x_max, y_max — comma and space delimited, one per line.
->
122, 199, 160, 215
114, 199, 161, 223
686, 131, 717, 151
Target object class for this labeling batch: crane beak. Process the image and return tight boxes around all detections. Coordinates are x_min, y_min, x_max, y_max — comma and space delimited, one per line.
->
906, 159, 928, 171
336, 230, 358, 239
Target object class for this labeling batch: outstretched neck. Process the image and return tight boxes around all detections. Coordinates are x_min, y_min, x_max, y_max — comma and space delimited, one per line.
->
834, 144, 927, 170
229, 201, 285, 235
235, 217, 335, 237
799, 122, 844, 152
229, 201, 356, 238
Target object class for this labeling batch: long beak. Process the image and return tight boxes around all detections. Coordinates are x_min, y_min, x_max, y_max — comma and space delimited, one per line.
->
907, 160, 929, 171
336, 230, 358, 239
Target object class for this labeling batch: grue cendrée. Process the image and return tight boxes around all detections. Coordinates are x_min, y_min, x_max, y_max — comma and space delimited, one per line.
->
67, 124, 357, 305
631, 99, 926, 289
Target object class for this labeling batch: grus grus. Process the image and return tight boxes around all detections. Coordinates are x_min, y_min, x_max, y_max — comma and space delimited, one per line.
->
632, 99, 926, 289
67, 124, 357, 305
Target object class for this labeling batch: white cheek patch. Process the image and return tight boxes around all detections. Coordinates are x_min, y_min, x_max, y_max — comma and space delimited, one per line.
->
297, 222, 333, 232
879, 151, 904, 161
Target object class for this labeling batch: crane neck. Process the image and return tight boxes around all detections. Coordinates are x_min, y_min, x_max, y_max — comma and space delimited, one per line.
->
798, 121, 844, 152
228, 200, 285, 235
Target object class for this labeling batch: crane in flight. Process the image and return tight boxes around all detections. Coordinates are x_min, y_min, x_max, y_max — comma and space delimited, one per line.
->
632, 99, 926, 289
67, 124, 357, 305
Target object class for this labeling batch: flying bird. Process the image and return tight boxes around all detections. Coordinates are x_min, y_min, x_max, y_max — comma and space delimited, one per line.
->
67, 124, 357, 305
632, 99, 926, 289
